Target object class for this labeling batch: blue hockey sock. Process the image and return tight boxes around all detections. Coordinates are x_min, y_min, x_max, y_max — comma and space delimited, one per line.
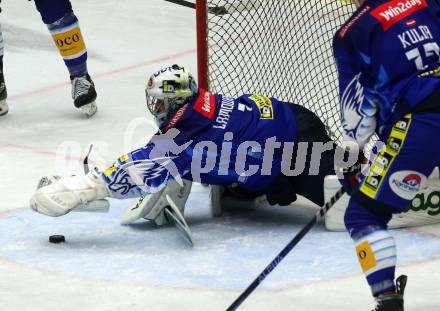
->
353, 226, 397, 296
47, 13, 88, 78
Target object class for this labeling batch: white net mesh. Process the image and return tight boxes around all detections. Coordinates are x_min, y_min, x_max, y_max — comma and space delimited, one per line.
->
204, 0, 355, 142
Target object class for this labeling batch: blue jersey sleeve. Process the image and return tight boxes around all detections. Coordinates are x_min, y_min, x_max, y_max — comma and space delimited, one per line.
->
334, 0, 440, 145
102, 90, 299, 198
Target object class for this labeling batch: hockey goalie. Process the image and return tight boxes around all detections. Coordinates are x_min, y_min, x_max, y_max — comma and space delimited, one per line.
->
30, 65, 440, 240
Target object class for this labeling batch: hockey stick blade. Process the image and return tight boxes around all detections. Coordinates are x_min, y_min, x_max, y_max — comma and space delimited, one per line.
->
164, 0, 261, 16
226, 187, 345, 311
83, 144, 94, 174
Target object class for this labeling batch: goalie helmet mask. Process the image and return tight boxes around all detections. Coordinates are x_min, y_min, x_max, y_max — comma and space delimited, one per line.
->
145, 64, 198, 127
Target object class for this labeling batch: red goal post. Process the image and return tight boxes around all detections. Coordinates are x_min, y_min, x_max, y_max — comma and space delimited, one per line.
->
196, 0, 356, 142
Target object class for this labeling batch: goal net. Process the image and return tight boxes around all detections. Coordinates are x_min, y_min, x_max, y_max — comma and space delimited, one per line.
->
196, 0, 356, 142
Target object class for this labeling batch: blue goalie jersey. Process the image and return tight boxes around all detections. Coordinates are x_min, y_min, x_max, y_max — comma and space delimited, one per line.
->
333, 0, 440, 146
102, 90, 298, 198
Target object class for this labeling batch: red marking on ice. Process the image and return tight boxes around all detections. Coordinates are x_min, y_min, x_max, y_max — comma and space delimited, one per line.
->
0, 141, 105, 166
8, 48, 196, 101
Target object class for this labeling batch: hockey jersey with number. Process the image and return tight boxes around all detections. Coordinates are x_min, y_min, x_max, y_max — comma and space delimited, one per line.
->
102, 90, 298, 198
333, 0, 440, 146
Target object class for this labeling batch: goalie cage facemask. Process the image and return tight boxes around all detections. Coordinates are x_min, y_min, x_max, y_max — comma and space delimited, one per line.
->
145, 64, 198, 127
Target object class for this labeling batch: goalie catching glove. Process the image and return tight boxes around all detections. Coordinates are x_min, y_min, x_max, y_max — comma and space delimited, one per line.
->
30, 167, 109, 217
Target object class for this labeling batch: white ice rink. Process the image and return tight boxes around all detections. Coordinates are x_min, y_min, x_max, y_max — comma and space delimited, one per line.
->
1, 1, 440, 310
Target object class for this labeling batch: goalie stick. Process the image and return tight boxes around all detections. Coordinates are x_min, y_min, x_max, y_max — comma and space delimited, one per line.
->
164, 0, 261, 16
226, 187, 345, 311
165, 194, 194, 246
73, 144, 110, 213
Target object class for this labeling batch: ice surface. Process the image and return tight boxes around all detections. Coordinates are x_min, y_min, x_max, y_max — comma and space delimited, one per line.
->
1, 1, 440, 310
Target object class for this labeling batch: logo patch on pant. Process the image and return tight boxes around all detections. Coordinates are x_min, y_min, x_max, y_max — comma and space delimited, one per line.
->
389, 170, 427, 200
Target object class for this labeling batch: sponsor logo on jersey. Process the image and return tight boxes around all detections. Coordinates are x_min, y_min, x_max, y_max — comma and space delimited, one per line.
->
193, 90, 216, 119
104, 154, 130, 178
162, 104, 189, 132
360, 115, 412, 199
370, 0, 427, 31
390, 170, 427, 200
406, 19, 417, 26
388, 136, 403, 152
392, 116, 411, 132
213, 97, 234, 129
375, 152, 393, 170
419, 65, 440, 77
249, 95, 274, 120
339, 6, 371, 38
364, 175, 382, 191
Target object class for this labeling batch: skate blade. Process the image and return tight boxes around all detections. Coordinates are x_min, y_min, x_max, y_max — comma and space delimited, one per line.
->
80, 101, 97, 117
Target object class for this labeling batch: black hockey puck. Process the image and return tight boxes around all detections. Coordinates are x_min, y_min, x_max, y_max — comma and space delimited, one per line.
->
49, 235, 65, 244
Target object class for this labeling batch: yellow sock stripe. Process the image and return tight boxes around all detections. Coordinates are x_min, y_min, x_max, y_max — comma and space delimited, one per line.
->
360, 114, 412, 199
50, 22, 86, 59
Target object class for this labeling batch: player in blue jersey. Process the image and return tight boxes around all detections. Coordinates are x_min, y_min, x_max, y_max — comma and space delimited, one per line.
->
334, 0, 440, 309
30, 65, 339, 226
0, 0, 97, 117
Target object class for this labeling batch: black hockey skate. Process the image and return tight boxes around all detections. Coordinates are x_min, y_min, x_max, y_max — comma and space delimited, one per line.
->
372, 275, 407, 311
0, 65, 8, 116
71, 74, 97, 117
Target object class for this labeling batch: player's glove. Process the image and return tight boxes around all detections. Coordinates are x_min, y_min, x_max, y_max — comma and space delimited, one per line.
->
265, 174, 297, 206
336, 144, 367, 195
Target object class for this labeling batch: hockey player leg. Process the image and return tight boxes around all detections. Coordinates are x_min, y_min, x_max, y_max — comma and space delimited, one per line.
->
345, 198, 407, 311
34, 0, 97, 116
341, 112, 440, 309
30, 167, 109, 217
210, 185, 265, 217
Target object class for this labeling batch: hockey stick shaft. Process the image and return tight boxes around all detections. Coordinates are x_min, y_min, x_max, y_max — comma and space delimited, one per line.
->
164, 0, 261, 16
164, 0, 195, 10
226, 187, 345, 311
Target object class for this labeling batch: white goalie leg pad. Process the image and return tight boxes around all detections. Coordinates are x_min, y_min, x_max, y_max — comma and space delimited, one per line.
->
120, 179, 192, 226
324, 167, 440, 231
30, 168, 109, 217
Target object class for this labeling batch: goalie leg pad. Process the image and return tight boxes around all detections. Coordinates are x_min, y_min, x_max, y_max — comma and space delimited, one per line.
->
120, 180, 192, 226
